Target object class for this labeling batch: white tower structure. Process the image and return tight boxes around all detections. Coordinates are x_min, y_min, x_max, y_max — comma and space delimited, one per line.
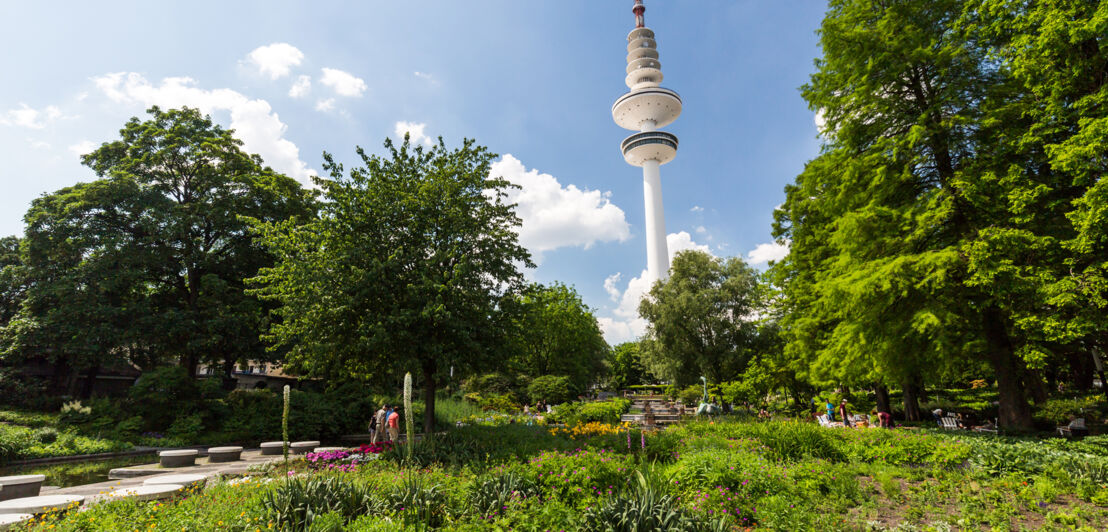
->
612, 0, 681, 282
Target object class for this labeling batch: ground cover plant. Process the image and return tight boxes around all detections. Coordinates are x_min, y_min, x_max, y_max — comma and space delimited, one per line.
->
22, 417, 1108, 531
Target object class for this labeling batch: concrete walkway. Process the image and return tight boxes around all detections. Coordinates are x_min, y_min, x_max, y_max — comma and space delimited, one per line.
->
42, 450, 284, 504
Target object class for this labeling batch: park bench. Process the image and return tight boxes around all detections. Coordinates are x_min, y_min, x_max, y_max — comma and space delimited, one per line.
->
939, 416, 961, 430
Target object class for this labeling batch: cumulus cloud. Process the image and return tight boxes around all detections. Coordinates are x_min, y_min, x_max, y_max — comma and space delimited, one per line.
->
393, 121, 434, 146
288, 75, 311, 98
598, 232, 713, 344
491, 154, 631, 261
92, 72, 315, 185
690, 205, 704, 213
747, 241, 790, 265
314, 98, 335, 112
2, 103, 62, 129
603, 273, 622, 302
247, 43, 304, 80
68, 140, 97, 158
695, 225, 707, 234
320, 68, 366, 97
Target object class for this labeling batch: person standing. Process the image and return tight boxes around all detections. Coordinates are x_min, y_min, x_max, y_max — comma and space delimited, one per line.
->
387, 406, 400, 442
825, 399, 836, 422
371, 404, 387, 444
839, 399, 853, 427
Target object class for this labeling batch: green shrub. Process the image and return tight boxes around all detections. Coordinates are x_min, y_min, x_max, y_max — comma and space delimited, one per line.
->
260, 475, 385, 531
528, 448, 633, 502
387, 475, 449, 527
478, 394, 519, 413
462, 373, 517, 398
551, 399, 632, 424
527, 375, 572, 405
468, 471, 540, 518
582, 469, 726, 532
1034, 396, 1104, 425
168, 413, 204, 441
58, 400, 93, 425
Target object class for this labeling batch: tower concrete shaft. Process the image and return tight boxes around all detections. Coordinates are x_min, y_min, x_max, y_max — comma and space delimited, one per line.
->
612, 0, 681, 282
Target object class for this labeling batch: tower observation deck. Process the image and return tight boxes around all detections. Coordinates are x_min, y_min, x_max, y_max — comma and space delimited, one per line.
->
613, 0, 682, 282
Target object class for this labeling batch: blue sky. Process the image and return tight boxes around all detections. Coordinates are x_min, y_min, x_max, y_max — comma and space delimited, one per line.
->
0, 1, 827, 344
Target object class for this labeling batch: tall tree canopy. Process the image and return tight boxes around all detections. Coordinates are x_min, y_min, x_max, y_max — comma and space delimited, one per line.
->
506, 282, 608, 395
250, 137, 533, 434
1, 107, 314, 392
772, 0, 1108, 428
639, 250, 764, 386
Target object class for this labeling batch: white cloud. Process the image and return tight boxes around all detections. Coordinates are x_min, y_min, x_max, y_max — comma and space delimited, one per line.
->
28, 138, 51, 150
289, 75, 311, 98
667, 231, 712, 258
414, 71, 435, 82
695, 225, 707, 234
314, 98, 335, 112
491, 154, 631, 261
603, 273, 622, 302
393, 121, 434, 146
598, 232, 712, 344
92, 72, 315, 185
320, 68, 366, 97
747, 241, 790, 265
247, 43, 304, 80
68, 140, 96, 158
2, 103, 62, 129
690, 205, 704, 213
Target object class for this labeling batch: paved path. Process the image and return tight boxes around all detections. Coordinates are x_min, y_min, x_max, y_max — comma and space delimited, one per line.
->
42, 450, 283, 504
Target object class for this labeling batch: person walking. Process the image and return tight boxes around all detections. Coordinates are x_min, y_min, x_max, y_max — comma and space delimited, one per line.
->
371, 404, 387, 444
387, 406, 400, 442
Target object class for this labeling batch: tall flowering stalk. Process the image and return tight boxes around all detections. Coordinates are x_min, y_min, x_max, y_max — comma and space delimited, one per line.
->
403, 372, 414, 459
282, 385, 290, 465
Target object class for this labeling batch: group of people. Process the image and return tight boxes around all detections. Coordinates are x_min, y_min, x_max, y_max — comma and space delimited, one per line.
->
370, 404, 401, 444
823, 398, 893, 428
522, 401, 553, 416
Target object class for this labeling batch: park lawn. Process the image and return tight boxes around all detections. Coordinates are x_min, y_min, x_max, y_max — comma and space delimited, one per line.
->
23, 419, 1108, 531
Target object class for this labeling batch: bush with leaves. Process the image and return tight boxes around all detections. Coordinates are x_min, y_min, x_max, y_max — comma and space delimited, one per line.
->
259, 476, 385, 531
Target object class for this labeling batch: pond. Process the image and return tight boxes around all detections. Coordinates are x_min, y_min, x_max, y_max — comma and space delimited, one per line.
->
0, 454, 157, 488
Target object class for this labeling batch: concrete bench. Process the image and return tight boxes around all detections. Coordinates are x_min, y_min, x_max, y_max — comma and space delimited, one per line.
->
106, 484, 184, 502
159, 449, 199, 468
0, 494, 84, 515
206, 446, 244, 463
0, 513, 32, 531
290, 441, 320, 455
260, 441, 286, 455
0, 474, 46, 501
143, 473, 207, 490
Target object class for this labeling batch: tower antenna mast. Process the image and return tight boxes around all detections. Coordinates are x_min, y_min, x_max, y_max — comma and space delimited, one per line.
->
612, 0, 682, 282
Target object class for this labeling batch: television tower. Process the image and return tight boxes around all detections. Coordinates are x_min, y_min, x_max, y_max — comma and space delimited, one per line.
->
613, 0, 681, 282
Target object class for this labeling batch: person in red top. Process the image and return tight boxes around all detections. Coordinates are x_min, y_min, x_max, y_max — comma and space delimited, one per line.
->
387, 406, 400, 442
838, 400, 853, 427
878, 410, 893, 428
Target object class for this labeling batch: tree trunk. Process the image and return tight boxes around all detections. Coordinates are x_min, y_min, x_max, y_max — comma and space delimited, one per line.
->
80, 364, 100, 399
221, 356, 238, 391
983, 307, 1033, 430
1067, 351, 1094, 390
874, 383, 891, 414
423, 360, 437, 435
902, 381, 922, 421
1026, 369, 1048, 405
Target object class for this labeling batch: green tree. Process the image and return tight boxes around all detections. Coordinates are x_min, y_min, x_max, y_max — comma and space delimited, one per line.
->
249, 137, 533, 434
638, 250, 763, 386
507, 282, 608, 395
2, 107, 314, 390
0, 237, 26, 327
608, 341, 649, 391
772, 0, 1108, 428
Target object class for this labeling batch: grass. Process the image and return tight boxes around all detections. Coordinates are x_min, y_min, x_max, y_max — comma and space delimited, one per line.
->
22, 416, 1108, 531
